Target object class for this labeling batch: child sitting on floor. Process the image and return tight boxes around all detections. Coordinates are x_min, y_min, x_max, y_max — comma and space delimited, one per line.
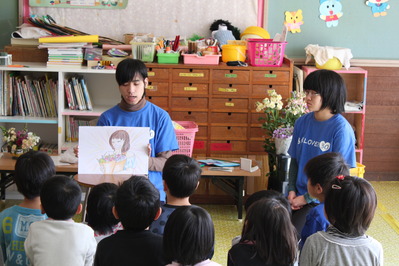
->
94, 176, 164, 266
300, 152, 349, 248
300, 176, 383, 265
24, 175, 97, 266
0, 151, 55, 266
231, 189, 291, 246
150, 154, 201, 235
228, 198, 297, 266
164, 205, 221, 266
86, 182, 123, 242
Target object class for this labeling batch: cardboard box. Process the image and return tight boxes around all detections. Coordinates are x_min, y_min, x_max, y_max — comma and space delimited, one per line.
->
4, 45, 48, 63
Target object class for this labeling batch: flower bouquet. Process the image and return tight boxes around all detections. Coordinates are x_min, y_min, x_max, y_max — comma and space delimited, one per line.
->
98, 153, 127, 174
1, 127, 40, 158
256, 89, 307, 174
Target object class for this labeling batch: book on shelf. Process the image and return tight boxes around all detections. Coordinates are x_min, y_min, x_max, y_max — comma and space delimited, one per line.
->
80, 78, 93, 110
10, 38, 40, 47
1, 72, 58, 118
65, 116, 98, 142
64, 76, 93, 111
39, 143, 58, 155
198, 159, 240, 167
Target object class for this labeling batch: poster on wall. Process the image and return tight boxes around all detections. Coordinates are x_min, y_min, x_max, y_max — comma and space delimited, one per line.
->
78, 126, 149, 175
29, 0, 128, 9
319, 0, 343, 27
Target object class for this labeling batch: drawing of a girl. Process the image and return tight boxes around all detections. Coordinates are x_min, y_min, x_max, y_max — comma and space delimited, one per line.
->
98, 130, 136, 174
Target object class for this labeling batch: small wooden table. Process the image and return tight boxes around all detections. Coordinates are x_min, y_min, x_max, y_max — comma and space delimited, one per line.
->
0, 153, 78, 199
74, 158, 261, 220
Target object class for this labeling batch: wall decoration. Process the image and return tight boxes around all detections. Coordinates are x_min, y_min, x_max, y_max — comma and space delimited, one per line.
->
284, 9, 304, 33
29, 0, 128, 9
319, 0, 343, 27
366, 0, 390, 17
78, 126, 149, 175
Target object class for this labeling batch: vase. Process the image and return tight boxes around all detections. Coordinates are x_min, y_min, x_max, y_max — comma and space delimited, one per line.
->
274, 136, 292, 155
11, 148, 26, 159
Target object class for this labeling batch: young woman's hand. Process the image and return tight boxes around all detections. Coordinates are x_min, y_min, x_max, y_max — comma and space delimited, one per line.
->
73, 146, 79, 158
147, 144, 151, 156
291, 195, 307, 210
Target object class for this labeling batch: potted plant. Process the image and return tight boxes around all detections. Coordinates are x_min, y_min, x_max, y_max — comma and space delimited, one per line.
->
255, 89, 308, 178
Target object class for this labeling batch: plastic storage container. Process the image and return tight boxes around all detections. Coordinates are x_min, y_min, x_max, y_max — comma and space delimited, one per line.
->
131, 42, 156, 62
157, 53, 180, 64
182, 54, 220, 65
221, 45, 246, 62
172, 121, 199, 157
247, 39, 287, 67
350, 163, 365, 178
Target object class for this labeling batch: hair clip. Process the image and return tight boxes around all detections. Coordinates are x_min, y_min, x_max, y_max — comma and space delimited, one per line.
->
336, 175, 344, 180
332, 184, 342, 190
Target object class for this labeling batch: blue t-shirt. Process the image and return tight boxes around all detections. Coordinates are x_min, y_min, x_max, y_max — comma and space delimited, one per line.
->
0, 205, 47, 266
288, 112, 356, 196
97, 102, 179, 201
300, 203, 329, 249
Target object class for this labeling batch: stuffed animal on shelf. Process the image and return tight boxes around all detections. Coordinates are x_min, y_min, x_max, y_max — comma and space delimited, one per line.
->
209, 19, 240, 42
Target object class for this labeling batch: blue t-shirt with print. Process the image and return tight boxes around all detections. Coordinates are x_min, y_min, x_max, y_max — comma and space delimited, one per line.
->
288, 112, 356, 196
97, 102, 179, 201
0, 205, 47, 266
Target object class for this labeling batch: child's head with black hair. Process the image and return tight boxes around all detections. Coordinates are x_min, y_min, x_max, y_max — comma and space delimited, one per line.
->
241, 198, 297, 265
113, 175, 160, 231
87, 182, 119, 235
305, 152, 350, 202
244, 189, 290, 214
40, 175, 82, 220
325, 176, 377, 236
163, 205, 214, 265
303, 69, 347, 114
162, 154, 201, 199
14, 150, 55, 200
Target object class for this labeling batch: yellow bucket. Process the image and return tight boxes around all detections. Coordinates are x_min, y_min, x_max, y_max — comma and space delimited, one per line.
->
221, 45, 246, 62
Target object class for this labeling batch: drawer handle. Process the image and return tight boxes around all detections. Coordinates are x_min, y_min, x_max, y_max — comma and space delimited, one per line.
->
146, 85, 157, 91
227, 127, 231, 130
179, 73, 204, 77
225, 74, 237, 78
218, 88, 237, 93
148, 72, 155, 77
184, 87, 198, 91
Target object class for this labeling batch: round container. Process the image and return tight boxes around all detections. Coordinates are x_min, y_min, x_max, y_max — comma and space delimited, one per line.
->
315, 57, 342, 70
221, 45, 246, 62
240, 26, 270, 40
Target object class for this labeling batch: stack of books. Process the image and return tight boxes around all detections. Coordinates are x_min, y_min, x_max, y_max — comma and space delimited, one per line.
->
65, 116, 98, 142
38, 35, 99, 67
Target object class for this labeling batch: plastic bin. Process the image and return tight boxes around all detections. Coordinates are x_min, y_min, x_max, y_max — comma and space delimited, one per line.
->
221, 45, 246, 62
247, 38, 287, 67
172, 121, 199, 157
157, 53, 180, 64
350, 163, 365, 178
131, 42, 156, 62
182, 54, 220, 65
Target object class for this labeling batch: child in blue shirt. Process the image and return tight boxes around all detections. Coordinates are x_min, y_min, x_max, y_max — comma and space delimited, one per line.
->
0, 151, 55, 266
300, 152, 349, 248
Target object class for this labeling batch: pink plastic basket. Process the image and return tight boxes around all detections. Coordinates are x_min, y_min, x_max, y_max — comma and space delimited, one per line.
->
182, 54, 221, 65
172, 121, 199, 157
247, 39, 287, 67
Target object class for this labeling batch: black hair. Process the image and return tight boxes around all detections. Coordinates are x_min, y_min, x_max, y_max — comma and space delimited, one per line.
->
303, 69, 347, 114
86, 182, 119, 235
305, 152, 350, 190
241, 198, 297, 265
162, 155, 202, 198
14, 150, 55, 200
324, 176, 377, 236
109, 130, 130, 154
115, 58, 148, 86
244, 190, 290, 214
40, 175, 82, 220
164, 205, 214, 265
209, 19, 241, 40
115, 175, 160, 230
